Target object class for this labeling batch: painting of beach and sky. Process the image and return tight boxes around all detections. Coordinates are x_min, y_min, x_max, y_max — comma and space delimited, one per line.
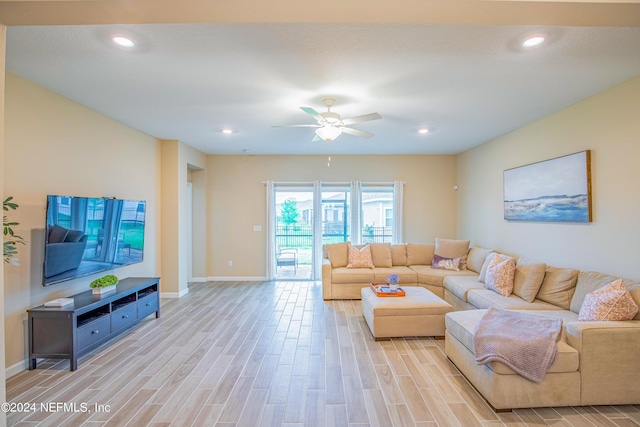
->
504, 150, 592, 222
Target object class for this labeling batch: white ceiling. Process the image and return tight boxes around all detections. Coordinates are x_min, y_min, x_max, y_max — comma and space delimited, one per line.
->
6, 23, 640, 155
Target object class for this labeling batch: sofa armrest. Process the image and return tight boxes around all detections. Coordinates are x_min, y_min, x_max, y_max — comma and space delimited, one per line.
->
322, 259, 332, 300
565, 320, 640, 405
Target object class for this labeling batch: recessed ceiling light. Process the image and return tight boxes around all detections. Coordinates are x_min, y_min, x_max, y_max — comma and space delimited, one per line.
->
522, 36, 545, 48
418, 128, 430, 134
112, 36, 135, 48
221, 129, 234, 134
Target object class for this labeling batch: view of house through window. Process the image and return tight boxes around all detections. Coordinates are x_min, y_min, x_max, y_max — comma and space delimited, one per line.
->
361, 188, 394, 243
273, 183, 396, 280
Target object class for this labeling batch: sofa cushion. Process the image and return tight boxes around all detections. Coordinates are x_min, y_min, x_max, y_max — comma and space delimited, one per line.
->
513, 257, 547, 303
410, 265, 476, 288
431, 253, 461, 271
435, 238, 470, 269
326, 242, 349, 268
578, 279, 639, 321
347, 244, 374, 268
445, 310, 579, 374
536, 267, 579, 310
369, 243, 392, 268
485, 255, 516, 297
391, 244, 407, 266
570, 271, 640, 320
478, 252, 513, 283
466, 247, 493, 274
331, 267, 375, 284
373, 266, 417, 284
48, 225, 69, 243
406, 243, 434, 266
444, 275, 484, 303
467, 289, 564, 311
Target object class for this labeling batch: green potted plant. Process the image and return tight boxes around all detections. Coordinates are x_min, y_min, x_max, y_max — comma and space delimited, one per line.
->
90, 274, 119, 294
4, 196, 26, 266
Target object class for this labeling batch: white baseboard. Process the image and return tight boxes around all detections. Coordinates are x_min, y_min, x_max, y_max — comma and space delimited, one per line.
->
206, 276, 268, 282
6, 359, 28, 379
189, 277, 208, 283
160, 288, 190, 299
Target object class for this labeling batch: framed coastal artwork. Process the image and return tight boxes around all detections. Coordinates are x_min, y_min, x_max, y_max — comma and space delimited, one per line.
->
504, 150, 592, 222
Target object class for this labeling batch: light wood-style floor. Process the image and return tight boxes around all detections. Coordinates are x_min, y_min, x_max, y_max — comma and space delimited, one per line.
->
6, 281, 640, 427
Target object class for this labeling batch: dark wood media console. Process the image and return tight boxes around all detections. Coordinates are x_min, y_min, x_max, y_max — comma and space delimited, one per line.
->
28, 277, 160, 371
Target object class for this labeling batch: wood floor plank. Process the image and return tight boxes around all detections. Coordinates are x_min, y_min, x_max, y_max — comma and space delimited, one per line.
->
7, 280, 640, 427
363, 388, 394, 427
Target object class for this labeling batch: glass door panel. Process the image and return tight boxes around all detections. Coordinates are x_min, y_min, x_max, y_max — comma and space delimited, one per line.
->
274, 189, 313, 280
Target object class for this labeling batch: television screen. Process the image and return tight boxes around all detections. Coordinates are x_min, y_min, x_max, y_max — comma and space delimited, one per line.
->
43, 195, 146, 286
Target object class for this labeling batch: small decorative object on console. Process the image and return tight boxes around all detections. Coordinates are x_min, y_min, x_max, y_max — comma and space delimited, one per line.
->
90, 274, 119, 295
370, 282, 405, 297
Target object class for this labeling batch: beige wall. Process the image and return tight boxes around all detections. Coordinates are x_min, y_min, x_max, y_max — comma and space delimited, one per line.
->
1, 24, 7, 427
3, 73, 162, 372
160, 141, 207, 295
207, 154, 457, 278
456, 75, 640, 280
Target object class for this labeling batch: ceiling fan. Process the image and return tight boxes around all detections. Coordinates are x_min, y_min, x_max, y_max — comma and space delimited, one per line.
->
273, 97, 382, 142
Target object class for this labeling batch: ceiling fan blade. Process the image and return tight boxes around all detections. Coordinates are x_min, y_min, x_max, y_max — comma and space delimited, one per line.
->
341, 127, 374, 138
341, 112, 382, 125
311, 134, 322, 142
271, 124, 320, 128
300, 107, 325, 122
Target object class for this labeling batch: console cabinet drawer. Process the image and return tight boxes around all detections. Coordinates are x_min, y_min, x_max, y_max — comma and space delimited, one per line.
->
138, 293, 158, 319
77, 316, 110, 350
111, 303, 137, 332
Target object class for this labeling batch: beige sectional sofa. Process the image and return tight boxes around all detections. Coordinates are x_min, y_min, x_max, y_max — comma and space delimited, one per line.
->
322, 241, 485, 300
323, 241, 640, 410
444, 261, 640, 410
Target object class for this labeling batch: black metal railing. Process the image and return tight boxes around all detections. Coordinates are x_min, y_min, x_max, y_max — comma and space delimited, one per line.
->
275, 224, 392, 248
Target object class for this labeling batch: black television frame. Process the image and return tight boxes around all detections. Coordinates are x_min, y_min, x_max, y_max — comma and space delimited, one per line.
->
43, 195, 146, 286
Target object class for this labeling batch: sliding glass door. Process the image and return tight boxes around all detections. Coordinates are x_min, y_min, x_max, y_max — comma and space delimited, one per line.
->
268, 181, 401, 281
274, 188, 314, 280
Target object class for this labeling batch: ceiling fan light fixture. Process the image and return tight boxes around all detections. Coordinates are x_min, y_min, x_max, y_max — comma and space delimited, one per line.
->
418, 128, 430, 134
315, 125, 342, 142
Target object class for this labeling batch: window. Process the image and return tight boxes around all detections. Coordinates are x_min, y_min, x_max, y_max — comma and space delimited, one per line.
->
361, 187, 394, 243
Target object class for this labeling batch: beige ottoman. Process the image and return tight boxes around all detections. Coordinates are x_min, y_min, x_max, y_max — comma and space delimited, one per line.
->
361, 286, 453, 340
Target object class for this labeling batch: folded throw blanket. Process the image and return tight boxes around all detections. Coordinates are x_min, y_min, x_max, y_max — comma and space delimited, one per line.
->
472, 308, 562, 383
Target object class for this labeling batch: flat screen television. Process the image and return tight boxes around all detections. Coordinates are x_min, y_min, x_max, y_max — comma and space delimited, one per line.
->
43, 195, 146, 286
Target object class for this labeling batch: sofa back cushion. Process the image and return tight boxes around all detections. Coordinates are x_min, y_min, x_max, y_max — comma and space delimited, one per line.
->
571, 271, 640, 320
536, 267, 579, 310
370, 243, 392, 268
391, 244, 408, 266
326, 242, 349, 268
435, 238, 470, 269
48, 225, 69, 243
406, 243, 435, 266
512, 257, 547, 303
466, 247, 493, 274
